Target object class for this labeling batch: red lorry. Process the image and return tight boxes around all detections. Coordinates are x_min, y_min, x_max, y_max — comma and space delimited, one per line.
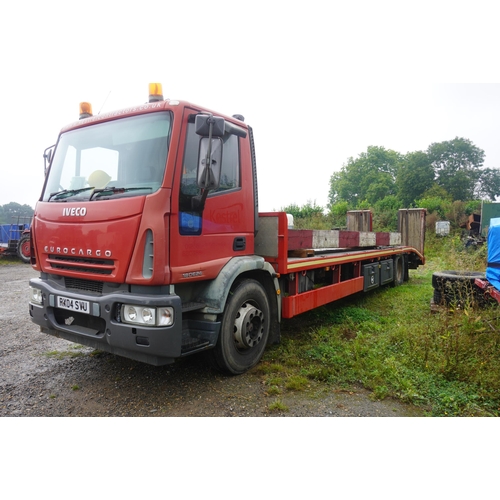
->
28, 84, 425, 374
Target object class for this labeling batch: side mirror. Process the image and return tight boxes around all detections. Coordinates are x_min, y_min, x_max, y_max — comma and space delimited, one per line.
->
195, 114, 225, 137
43, 145, 55, 176
198, 138, 222, 190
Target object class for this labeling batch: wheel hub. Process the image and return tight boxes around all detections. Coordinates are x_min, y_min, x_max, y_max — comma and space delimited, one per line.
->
233, 302, 264, 349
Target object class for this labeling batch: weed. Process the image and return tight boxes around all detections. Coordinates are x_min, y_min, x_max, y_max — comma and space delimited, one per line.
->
71, 385, 80, 391
285, 375, 309, 391
270, 363, 287, 372
266, 376, 284, 387
43, 349, 85, 360
89, 349, 106, 357
268, 399, 289, 412
266, 386, 281, 396
303, 366, 332, 382
372, 385, 389, 400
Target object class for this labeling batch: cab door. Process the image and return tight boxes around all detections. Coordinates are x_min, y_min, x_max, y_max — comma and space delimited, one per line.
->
169, 109, 254, 282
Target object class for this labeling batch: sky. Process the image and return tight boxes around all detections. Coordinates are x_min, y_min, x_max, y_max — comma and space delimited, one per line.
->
2, 1, 500, 213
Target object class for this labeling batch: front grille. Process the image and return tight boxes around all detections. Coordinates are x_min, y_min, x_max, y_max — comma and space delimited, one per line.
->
48, 255, 115, 275
65, 277, 104, 294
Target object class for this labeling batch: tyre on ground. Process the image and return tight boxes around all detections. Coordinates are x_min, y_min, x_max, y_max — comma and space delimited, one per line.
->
393, 255, 405, 286
211, 279, 271, 375
431, 270, 486, 307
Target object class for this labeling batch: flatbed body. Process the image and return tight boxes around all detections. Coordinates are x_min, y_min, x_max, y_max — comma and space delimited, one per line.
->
256, 211, 424, 318
476, 278, 500, 303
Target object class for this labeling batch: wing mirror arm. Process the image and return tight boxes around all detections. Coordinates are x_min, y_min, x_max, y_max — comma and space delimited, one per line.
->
194, 114, 225, 212
43, 145, 55, 176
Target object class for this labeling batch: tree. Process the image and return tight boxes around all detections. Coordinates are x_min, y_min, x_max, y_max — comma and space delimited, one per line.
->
329, 137, 494, 225
475, 167, 500, 201
0, 202, 34, 224
328, 171, 344, 205
329, 200, 350, 229
396, 151, 435, 207
328, 146, 401, 207
416, 185, 453, 219
427, 137, 485, 201
373, 195, 401, 231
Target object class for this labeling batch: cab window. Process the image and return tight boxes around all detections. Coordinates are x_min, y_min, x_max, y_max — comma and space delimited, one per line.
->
179, 120, 240, 234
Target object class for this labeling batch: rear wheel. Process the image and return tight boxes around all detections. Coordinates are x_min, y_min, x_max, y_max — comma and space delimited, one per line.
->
17, 234, 30, 264
212, 279, 270, 375
393, 255, 404, 286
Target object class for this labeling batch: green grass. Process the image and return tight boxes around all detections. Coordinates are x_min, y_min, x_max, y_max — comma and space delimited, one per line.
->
0, 256, 23, 265
260, 231, 500, 416
267, 399, 289, 413
43, 344, 87, 360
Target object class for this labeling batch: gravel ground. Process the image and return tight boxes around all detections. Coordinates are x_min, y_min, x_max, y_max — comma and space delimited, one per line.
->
0, 262, 424, 417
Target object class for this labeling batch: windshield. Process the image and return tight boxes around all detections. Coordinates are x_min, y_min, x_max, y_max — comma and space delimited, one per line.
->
43, 112, 172, 202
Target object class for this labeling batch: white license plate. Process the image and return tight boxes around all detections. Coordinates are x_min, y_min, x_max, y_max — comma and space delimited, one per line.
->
57, 296, 90, 314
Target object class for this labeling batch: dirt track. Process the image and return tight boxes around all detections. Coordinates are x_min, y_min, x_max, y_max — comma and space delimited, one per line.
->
0, 262, 424, 417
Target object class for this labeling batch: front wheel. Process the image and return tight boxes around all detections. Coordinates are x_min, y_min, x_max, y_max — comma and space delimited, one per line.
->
211, 279, 270, 375
17, 234, 30, 264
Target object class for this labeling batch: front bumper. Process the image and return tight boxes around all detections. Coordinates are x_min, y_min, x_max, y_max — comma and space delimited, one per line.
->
29, 276, 184, 366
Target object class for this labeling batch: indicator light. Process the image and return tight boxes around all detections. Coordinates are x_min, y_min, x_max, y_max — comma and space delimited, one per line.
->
149, 83, 163, 102
79, 102, 93, 119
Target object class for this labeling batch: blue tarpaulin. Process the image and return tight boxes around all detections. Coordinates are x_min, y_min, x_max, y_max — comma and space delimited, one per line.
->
0, 223, 30, 245
486, 223, 500, 290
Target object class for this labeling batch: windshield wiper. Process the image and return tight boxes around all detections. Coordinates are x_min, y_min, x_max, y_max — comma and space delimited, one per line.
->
49, 187, 95, 201
90, 186, 153, 200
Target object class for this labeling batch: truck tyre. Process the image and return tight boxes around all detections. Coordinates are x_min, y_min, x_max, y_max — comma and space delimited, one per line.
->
393, 255, 404, 286
432, 270, 485, 307
17, 234, 30, 264
433, 288, 443, 305
212, 279, 270, 375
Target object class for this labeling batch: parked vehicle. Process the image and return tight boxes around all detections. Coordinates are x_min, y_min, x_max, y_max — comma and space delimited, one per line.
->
0, 217, 31, 263
28, 84, 425, 374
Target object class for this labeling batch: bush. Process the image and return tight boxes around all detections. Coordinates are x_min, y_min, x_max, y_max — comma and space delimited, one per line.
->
281, 201, 324, 219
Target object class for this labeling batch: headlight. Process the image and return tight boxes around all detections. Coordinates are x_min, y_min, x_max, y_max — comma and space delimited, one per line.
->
120, 304, 174, 327
30, 287, 43, 305
127, 306, 138, 321
142, 308, 154, 323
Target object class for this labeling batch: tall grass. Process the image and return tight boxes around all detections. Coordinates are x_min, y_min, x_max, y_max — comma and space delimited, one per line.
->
260, 230, 500, 416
